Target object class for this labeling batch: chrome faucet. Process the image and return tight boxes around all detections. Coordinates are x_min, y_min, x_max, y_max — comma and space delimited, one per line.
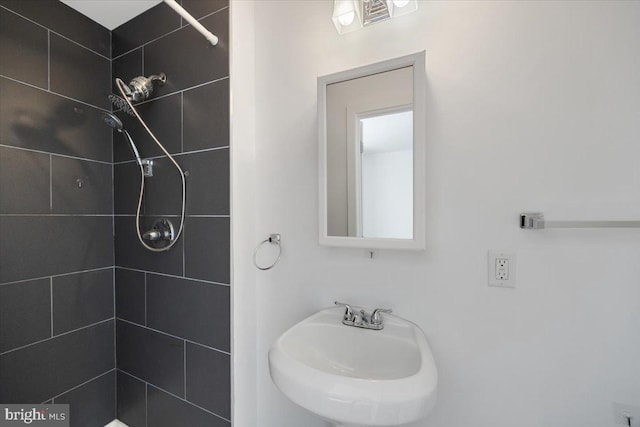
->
335, 301, 392, 330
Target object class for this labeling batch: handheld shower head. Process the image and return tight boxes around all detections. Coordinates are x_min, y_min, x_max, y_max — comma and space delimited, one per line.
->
101, 112, 143, 167
102, 112, 124, 131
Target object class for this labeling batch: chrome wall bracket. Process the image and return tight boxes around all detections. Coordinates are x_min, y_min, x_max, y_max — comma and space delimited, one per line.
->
142, 159, 153, 177
520, 212, 545, 229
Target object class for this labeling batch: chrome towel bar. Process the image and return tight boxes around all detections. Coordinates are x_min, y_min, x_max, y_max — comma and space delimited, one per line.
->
520, 212, 640, 230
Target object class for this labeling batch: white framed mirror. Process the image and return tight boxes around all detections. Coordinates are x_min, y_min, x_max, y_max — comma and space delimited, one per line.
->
318, 51, 426, 250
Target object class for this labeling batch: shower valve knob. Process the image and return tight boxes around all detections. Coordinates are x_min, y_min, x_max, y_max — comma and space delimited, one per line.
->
143, 219, 176, 244
143, 230, 162, 241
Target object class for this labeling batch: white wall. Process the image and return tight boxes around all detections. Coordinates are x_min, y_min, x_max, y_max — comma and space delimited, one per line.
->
231, 1, 640, 426
230, 1, 257, 425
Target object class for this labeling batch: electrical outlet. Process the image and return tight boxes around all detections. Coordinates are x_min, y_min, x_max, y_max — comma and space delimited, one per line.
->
496, 258, 509, 280
614, 402, 640, 426
488, 251, 516, 287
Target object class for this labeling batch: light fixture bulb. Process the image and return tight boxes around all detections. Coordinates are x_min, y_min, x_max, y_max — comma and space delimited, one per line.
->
393, 0, 410, 7
338, 10, 355, 26
333, 0, 356, 28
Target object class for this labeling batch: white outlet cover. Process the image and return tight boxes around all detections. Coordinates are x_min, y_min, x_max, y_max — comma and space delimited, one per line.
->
488, 251, 516, 288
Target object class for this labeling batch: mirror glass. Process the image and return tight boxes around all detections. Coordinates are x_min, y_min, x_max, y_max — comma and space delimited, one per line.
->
319, 52, 425, 250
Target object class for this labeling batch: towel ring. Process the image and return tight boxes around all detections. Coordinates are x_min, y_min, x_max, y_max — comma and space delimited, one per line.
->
253, 233, 282, 271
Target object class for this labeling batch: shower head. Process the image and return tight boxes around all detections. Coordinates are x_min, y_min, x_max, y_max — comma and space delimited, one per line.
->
102, 112, 143, 167
109, 73, 166, 116
102, 112, 124, 131
108, 94, 135, 117
128, 73, 166, 102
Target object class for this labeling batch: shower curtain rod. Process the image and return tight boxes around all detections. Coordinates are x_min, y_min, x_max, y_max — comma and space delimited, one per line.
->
163, 0, 219, 46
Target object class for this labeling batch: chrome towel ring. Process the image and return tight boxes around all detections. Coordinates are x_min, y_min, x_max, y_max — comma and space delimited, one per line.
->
253, 234, 282, 271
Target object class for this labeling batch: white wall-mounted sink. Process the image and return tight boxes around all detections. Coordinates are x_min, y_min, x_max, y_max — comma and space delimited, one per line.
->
268, 307, 438, 427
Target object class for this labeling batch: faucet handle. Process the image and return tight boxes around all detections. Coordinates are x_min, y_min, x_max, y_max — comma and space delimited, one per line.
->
334, 301, 355, 322
370, 308, 392, 325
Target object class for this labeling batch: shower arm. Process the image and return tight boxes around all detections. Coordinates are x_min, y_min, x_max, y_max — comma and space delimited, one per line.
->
163, 0, 219, 46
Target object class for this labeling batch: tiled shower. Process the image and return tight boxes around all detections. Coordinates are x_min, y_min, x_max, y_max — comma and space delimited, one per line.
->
0, 1, 231, 425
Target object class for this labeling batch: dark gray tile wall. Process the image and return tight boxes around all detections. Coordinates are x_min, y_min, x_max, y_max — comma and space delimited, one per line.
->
117, 371, 147, 427
0, 146, 50, 213
186, 343, 231, 419
0, 278, 51, 352
0, 7, 48, 88
52, 269, 114, 334
0, 78, 112, 162
146, 274, 230, 351
49, 33, 111, 109
0, 216, 113, 282
0, 320, 114, 404
2, 1, 231, 424
0, 2, 115, 425
0, 0, 111, 57
147, 385, 229, 427
115, 269, 146, 325
54, 371, 116, 427
116, 320, 184, 397
113, 1, 231, 424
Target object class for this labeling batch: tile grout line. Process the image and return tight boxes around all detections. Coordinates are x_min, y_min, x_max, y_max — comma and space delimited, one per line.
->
49, 155, 53, 211
116, 318, 230, 356
0, 266, 114, 287
133, 76, 229, 107
182, 215, 186, 277
0, 74, 112, 113
0, 5, 111, 61
106, 74, 230, 120
0, 318, 113, 356
47, 369, 116, 403
144, 272, 147, 326
113, 266, 118, 420
113, 214, 229, 218
145, 382, 148, 427
181, 91, 184, 153
180, 88, 185, 277
113, 145, 230, 166
111, 5, 229, 61
112, 266, 230, 287
0, 144, 113, 165
47, 30, 51, 90
0, 214, 114, 218
183, 341, 187, 399
118, 369, 231, 423
50, 277, 54, 337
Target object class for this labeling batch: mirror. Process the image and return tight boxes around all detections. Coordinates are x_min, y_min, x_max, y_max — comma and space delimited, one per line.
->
318, 52, 426, 250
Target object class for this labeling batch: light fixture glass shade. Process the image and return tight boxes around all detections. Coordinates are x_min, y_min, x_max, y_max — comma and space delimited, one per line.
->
332, 0, 417, 34
392, 0, 410, 7
389, 0, 418, 18
332, 0, 362, 34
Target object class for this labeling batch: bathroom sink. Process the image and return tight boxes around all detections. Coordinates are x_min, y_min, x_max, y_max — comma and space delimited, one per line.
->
268, 307, 437, 426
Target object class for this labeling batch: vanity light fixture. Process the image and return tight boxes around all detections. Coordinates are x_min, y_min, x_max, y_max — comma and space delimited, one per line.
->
332, 0, 418, 34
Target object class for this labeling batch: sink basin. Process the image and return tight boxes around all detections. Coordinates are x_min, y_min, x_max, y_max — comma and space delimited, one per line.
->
268, 307, 437, 427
